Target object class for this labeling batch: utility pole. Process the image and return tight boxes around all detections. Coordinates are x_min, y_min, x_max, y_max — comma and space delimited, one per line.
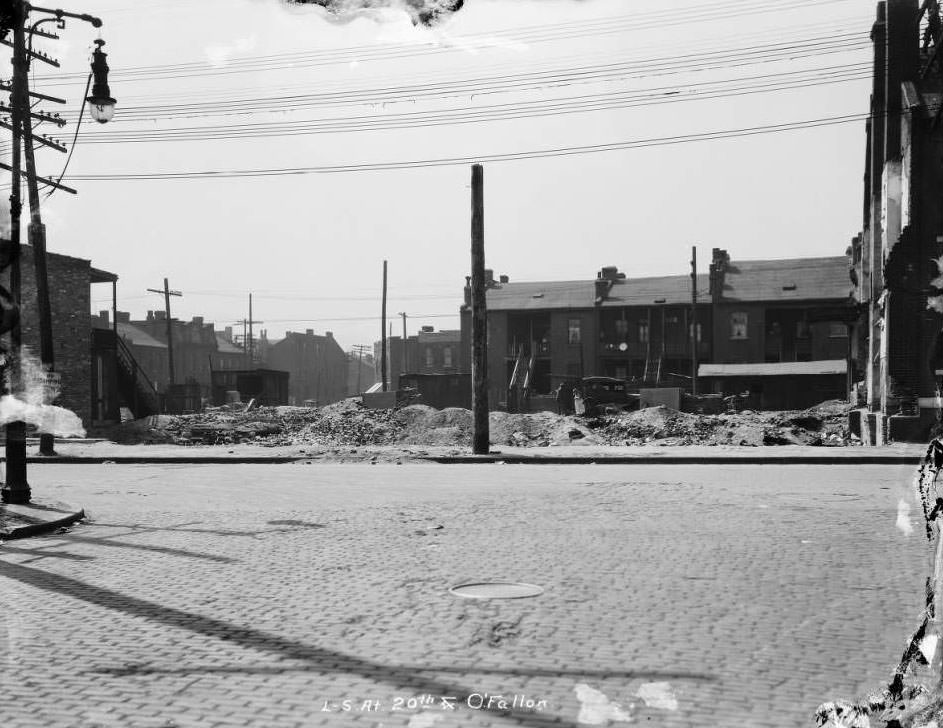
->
470, 163, 489, 455
380, 260, 388, 392
691, 245, 698, 397
147, 279, 181, 386
249, 293, 253, 366
0, 2, 114, 502
2, 1, 29, 502
398, 311, 407, 384
351, 343, 370, 394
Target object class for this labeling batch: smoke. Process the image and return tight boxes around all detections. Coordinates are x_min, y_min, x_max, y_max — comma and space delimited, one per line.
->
0, 347, 85, 437
283, 0, 465, 26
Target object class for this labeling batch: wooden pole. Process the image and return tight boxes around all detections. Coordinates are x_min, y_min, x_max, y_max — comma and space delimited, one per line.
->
401, 311, 407, 382
2, 0, 30, 503
470, 164, 489, 454
691, 245, 698, 396
248, 292, 254, 367
381, 260, 388, 392
163, 278, 176, 384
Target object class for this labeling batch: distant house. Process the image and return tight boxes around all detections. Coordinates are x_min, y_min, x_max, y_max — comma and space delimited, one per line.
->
375, 326, 461, 389
266, 330, 347, 406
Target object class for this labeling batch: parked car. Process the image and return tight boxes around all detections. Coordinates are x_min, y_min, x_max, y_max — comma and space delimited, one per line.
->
579, 376, 639, 415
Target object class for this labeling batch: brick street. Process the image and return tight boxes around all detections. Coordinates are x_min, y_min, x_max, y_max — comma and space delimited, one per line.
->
0, 463, 928, 727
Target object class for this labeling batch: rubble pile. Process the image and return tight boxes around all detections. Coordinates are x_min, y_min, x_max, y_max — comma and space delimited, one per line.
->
110, 397, 857, 448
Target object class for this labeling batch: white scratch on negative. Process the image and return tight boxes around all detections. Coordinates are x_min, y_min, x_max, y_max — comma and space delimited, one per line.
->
897, 497, 914, 535
573, 684, 633, 725
636, 682, 679, 711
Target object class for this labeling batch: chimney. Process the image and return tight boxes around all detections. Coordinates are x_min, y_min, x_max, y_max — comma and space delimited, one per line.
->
709, 248, 730, 302
147, 310, 154, 321
155, 310, 166, 321
98, 310, 109, 325
116, 311, 130, 324
499, 274, 509, 284
305, 329, 314, 336
192, 316, 203, 327
285, 331, 292, 338
463, 275, 471, 308
598, 266, 625, 281
224, 326, 233, 341
325, 331, 333, 339
421, 325, 434, 333
594, 278, 612, 304
484, 268, 495, 288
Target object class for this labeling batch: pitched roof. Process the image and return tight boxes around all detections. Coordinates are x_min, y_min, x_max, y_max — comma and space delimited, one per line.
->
482, 256, 851, 311
601, 274, 711, 307
719, 256, 851, 302
699, 360, 847, 377
486, 280, 596, 310
118, 322, 166, 349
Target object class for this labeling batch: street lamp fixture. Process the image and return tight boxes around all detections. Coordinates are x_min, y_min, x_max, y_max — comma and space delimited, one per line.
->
86, 39, 115, 123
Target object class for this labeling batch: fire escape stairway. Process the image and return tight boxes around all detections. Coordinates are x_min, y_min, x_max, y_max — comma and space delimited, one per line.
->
115, 335, 161, 417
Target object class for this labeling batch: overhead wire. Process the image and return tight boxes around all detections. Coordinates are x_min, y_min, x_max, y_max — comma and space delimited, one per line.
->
34, 0, 864, 85
61, 111, 873, 181
69, 64, 872, 145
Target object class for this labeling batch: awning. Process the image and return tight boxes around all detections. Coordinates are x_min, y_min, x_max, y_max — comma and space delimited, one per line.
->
698, 360, 847, 377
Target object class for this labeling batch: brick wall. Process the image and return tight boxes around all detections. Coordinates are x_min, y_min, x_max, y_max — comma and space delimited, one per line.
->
17, 247, 92, 426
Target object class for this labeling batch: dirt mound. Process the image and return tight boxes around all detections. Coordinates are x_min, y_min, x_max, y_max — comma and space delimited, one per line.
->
107, 397, 858, 448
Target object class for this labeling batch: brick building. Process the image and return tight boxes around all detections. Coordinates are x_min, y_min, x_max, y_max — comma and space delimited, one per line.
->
460, 253, 854, 411
15, 248, 117, 428
130, 312, 226, 397
376, 326, 461, 389
266, 330, 347, 405
850, 0, 943, 442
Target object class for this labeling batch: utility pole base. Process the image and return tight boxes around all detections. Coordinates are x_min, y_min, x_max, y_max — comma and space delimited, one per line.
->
38, 433, 56, 456
1, 482, 31, 504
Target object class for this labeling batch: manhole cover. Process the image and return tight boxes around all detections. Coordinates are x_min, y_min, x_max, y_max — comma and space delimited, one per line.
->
449, 582, 543, 599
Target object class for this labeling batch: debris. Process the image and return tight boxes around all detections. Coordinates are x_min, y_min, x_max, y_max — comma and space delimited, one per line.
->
104, 397, 856, 449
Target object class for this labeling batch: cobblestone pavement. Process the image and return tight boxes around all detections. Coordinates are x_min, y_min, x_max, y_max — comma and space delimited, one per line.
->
0, 463, 928, 728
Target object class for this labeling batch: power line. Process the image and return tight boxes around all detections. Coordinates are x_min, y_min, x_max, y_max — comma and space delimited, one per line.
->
62, 112, 872, 181
35, 0, 864, 85
68, 64, 871, 145
56, 30, 870, 121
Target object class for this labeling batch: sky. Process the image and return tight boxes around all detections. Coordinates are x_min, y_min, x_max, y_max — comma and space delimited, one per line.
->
6, 0, 876, 351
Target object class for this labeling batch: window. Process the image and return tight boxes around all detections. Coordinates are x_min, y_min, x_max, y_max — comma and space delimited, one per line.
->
639, 320, 649, 343
615, 319, 629, 339
443, 346, 453, 367
730, 312, 749, 340
568, 318, 581, 344
425, 347, 433, 367
828, 322, 848, 338
796, 320, 810, 339
688, 323, 703, 343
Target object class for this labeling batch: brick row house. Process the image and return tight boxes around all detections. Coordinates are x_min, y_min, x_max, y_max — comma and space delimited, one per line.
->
376, 326, 462, 390
265, 330, 348, 406
460, 251, 855, 411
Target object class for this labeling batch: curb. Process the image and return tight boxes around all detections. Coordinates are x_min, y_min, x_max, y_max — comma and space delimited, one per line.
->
420, 455, 923, 465
0, 507, 85, 540
0, 454, 922, 465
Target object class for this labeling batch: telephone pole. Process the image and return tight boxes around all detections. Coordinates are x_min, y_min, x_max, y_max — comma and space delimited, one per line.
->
690, 245, 698, 397
1, 2, 115, 502
470, 164, 489, 455
398, 311, 407, 383
380, 260, 388, 392
147, 279, 181, 386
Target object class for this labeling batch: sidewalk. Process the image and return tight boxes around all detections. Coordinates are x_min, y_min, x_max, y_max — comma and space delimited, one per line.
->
0, 498, 84, 540
7, 439, 929, 465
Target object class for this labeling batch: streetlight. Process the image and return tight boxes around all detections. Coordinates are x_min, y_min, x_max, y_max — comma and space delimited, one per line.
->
86, 39, 116, 123
0, 1, 115, 503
